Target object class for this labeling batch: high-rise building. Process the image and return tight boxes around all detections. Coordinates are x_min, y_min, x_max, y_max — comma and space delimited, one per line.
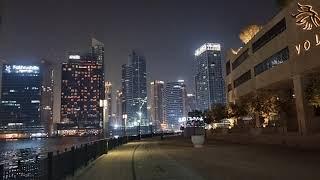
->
59, 38, 105, 136
60, 55, 104, 135
91, 38, 104, 65
40, 60, 54, 136
121, 51, 147, 127
115, 89, 123, 126
164, 80, 187, 130
186, 93, 197, 113
195, 43, 226, 111
150, 80, 164, 130
90, 38, 105, 103
0, 64, 52, 138
105, 81, 112, 123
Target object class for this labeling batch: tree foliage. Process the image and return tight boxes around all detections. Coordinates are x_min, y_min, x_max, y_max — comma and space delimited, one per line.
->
306, 74, 320, 107
204, 104, 228, 124
239, 25, 262, 44
228, 101, 248, 120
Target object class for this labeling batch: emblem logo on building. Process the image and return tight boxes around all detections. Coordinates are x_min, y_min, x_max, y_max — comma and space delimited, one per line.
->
5, 65, 11, 73
292, 3, 320, 31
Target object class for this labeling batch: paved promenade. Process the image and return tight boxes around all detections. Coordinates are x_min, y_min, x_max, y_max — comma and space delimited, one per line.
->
75, 136, 320, 180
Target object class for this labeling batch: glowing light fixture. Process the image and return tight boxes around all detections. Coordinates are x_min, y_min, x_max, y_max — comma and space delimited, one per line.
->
69, 55, 81, 60
195, 43, 221, 56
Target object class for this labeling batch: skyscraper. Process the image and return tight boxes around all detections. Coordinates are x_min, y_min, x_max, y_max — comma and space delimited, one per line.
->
115, 89, 123, 126
60, 55, 104, 135
59, 38, 105, 136
105, 81, 112, 123
186, 93, 197, 113
195, 43, 226, 111
90, 38, 105, 103
150, 80, 164, 130
0, 64, 52, 138
40, 60, 54, 136
121, 50, 147, 127
164, 80, 186, 130
91, 38, 104, 65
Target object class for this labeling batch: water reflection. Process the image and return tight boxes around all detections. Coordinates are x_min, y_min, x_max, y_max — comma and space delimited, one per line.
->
0, 137, 100, 166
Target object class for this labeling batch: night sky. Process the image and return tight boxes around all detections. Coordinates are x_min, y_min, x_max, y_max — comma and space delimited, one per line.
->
0, 0, 278, 92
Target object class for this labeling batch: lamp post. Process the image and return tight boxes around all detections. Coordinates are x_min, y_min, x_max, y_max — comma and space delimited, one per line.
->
122, 114, 127, 137
137, 112, 142, 140
136, 97, 147, 140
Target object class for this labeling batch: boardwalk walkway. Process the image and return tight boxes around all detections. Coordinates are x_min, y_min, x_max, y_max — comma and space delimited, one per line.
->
74, 136, 320, 180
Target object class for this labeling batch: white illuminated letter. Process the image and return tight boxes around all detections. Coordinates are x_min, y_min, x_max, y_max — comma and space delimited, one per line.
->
304, 40, 311, 51
295, 44, 301, 55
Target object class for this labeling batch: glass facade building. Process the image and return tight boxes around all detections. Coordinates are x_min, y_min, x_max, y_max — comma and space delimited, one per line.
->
0, 65, 46, 136
150, 80, 164, 130
121, 51, 147, 127
164, 81, 186, 130
195, 43, 226, 111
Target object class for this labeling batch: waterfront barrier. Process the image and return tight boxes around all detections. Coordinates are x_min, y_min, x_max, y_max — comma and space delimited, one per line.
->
0, 133, 174, 180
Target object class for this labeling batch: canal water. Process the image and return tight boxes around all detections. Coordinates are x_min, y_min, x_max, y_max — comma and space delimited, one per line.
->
0, 137, 100, 166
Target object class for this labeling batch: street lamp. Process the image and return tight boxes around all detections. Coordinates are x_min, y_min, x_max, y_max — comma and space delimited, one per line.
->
136, 97, 147, 139
122, 114, 127, 137
137, 121, 141, 140
149, 122, 153, 136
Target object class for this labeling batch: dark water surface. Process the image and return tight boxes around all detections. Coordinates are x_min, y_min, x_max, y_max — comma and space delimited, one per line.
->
0, 137, 100, 166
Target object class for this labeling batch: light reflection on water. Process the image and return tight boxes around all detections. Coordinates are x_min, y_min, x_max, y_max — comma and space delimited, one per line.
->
0, 137, 100, 166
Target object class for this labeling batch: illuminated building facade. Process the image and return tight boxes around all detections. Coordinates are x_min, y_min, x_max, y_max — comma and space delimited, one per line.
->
40, 61, 54, 136
225, 0, 320, 135
195, 43, 226, 111
164, 80, 186, 130
0, 64, 52, 138
150, 80, 164, 130
121, 51, 147, 127
91, 38, 104, 65
186, 93, 197, 113
60, 55, 104, 134
105, 81, 112, 124
115, 89, 123, 126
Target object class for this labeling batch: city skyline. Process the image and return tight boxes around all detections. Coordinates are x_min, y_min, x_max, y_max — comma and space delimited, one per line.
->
0, 0, 278, 91
2, 1, 320, 180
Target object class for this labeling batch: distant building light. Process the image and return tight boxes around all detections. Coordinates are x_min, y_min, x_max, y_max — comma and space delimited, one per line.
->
31, 100, 40, 104
151, 80, 164, 85
187, 94, 194, 97
4, 65, 40, 74
195, 43, 221, 56
8, 123, 23, 126
69, 55, 81, 60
